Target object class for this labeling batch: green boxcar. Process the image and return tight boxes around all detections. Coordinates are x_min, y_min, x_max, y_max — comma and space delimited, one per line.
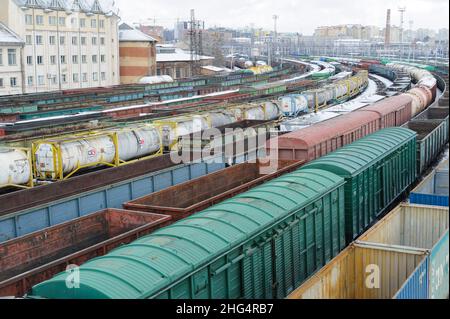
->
404, 118, 449, 174
30, 169, 346, 299
0, 105, 38, 114
18, 105, 103, 120
304, 127, 417, 243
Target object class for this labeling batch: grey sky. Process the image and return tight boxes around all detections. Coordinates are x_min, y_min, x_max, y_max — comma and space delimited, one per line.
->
114, 0, 449, 34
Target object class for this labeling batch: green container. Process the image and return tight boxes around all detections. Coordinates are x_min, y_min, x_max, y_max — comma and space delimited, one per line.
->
304, 127, 417, 243
30, 169, 346, 299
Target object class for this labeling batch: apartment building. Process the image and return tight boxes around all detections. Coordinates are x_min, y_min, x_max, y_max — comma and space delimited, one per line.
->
0, 21, 24, 95
0, 0, 120, 94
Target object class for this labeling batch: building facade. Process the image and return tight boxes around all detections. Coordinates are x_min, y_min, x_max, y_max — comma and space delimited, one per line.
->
0, 0, 120, 94
156, 44, 214, 79
0, 21, 24, 95
119, 23, 157, 84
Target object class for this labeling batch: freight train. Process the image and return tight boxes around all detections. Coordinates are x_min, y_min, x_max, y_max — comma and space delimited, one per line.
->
0, 69, 371, 186
0, 68, 447, 298
27, 127, 422, 299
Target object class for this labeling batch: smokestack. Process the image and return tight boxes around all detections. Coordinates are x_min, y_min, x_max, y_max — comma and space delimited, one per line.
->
385, 9, 391, 45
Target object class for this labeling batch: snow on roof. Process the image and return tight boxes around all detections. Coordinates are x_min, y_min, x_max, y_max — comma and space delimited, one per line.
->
13, 0, 119, 16
119, 23, 157, 42
201, 65, 226, 72
157, 48, 214, 62
0, 22, 24, 45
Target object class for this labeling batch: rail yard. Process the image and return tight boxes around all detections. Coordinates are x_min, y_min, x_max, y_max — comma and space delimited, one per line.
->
0, 53, 448, 302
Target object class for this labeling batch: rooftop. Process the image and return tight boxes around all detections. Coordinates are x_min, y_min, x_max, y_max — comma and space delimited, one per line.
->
13, 0, 119, 16
119, 23, 157, 42
156, 45, 214, 63
0, 22, 24, 46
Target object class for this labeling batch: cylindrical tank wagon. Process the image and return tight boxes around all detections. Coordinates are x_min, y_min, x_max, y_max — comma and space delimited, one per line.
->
33, 126, 163, 180
0, 148, 33, 189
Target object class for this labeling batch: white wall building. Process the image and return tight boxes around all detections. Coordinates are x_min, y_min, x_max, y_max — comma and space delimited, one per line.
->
0, 21, 24, 95
0, 0, 120, 94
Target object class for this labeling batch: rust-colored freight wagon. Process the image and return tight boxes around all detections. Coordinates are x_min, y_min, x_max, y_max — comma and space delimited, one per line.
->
0, 209, 171, 297
359, 95, 412, 128
123, 160, 304, 220
268, 111, 380, 162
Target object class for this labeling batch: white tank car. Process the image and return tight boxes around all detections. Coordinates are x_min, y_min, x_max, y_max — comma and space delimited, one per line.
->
0, 149, 31, 187
278, 94, 309, 116
228, 103, 280, 121
34, 126, 161, 179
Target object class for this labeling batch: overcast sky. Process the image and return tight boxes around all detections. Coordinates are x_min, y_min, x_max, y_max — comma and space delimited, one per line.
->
114, 0, 449, 34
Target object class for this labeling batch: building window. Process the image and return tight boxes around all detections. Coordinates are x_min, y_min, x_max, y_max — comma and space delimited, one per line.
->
60, 55, 66, 64
25, 14, 33, 25
49, 35, 56, 45
73, 73, 79, 83
60, 36, 65, 45
72, 36, 78, 45
27, 76, 33, 86
38, 75, 45, 86
92, 37, 97, 45
36, 15, 44, 25
51, 75, 57, 85
49, 16, 57, 25
93, 72, 98, 81
26, 35, 32, 45
100, 54, 106, 63
10, 77, 17, 87
82, 55, 87, 63
71, 18, 77, 27
27, 56, 33, 65
82, 73, 87, 82
81, 37, 86, 45
91, 19, 97, 28
61, 74, 67, 83
100, 37, 105, 45
50, 56, 56, 65
99, 20, 105, 29
80, 18, 86, 28
0, 78, 3, 87
59, 17, 66, 26
0, 49, 2, 65
36, 35, 43, 45
101, 72, 106, 81
8, 49, 16, 65
92, 55, 97, 63
72, 55, 78, 64
157, 69, 161, 75
37, 56, 44, 65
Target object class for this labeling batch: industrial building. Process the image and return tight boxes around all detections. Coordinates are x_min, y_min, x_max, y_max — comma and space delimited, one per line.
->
119, 23, 157, 84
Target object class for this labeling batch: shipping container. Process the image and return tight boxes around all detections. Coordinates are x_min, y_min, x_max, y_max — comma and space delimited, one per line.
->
0, 209, 171, 297
429, 231, 449, 299
30, 168, 347, 299
410, 159, 449, 207
303, 127, 417, 243
124, 160, 304, 220
358, 203, 449, 299
288, 243, 427, 299
394, 259, 429, 299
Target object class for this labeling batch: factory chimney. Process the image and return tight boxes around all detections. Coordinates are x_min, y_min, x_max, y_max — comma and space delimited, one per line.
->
385, 9, 391, 45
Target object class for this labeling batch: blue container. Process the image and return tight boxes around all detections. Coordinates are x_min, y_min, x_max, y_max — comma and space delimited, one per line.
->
395, 258, 429, 299
429, 231, 449, 299
410, 159, 448, 207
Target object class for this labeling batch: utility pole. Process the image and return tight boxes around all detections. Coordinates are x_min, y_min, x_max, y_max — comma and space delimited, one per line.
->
188, 9, 203, 77
272, 14, 278, 66
398, 7, 406, 43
